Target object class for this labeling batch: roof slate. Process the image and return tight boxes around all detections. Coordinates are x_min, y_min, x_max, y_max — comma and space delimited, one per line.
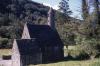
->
16, 23, 63, 55
27, 23, 63, 46
16, 39, 41, 55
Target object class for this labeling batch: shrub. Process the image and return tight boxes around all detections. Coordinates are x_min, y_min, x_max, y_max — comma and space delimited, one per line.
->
0, 38, 8, 48
76, 51, 90, 60
80, 38, 100, 59
68, 49, 89, 60
75, 35, 100, 59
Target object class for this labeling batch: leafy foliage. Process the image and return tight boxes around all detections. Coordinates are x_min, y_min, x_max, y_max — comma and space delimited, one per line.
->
0, 38, 9, 48
76, 38, 100, 59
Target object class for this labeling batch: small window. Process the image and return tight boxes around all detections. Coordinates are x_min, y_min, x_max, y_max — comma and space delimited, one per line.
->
3, 55, 11, 60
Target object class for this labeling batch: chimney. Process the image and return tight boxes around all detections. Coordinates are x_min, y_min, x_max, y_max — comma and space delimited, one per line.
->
48, 7, 55, 30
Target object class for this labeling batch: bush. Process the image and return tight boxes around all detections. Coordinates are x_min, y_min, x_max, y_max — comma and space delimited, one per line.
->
80, 38, 100, 59
0, 38, 8, 48
68, 49, 89, 60
75, 36, 100, 59
76, 51, 90, 60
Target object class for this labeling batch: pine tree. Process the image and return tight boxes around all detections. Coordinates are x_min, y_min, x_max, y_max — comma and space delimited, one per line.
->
59, 0, 72, 17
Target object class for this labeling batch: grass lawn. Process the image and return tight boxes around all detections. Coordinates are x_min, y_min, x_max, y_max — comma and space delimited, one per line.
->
0, 49, 11, 57
29, 59, 100, 66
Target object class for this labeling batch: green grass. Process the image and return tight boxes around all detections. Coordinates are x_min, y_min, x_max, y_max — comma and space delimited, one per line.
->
90, 61, 100, 66
29, 59, 100, 66
0, 49, 11, 57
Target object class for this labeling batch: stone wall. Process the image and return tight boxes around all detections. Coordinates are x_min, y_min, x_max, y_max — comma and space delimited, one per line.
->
21, 53, 42, 66
0, 60, 12, 66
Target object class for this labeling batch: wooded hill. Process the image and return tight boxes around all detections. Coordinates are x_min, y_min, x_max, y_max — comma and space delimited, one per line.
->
0, 0, 49, 48
0, 0, 80, 48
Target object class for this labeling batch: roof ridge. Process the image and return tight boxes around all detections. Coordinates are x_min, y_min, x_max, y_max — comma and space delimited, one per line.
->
26, 23, 50, 27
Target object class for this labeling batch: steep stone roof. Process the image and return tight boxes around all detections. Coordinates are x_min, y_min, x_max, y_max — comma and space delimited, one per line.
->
16, 39, 41, 55
27, 23, 51, 38
16, 23, 63, 55
26, 23, 63, 46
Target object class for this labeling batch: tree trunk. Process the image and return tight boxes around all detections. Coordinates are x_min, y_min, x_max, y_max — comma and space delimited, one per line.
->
93, 0, 100, 25
82, 0, 89, 20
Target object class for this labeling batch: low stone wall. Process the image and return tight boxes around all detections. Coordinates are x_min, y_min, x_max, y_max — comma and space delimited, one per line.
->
0, 60, 12, 66
0, 56, 2, 61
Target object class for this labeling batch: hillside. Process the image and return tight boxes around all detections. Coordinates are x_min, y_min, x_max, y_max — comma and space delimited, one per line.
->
0, 0, 82, 48
0, 0, 50, 48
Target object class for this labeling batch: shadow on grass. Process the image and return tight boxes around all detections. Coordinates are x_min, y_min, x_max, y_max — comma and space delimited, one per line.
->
64, 54, 90, 61
41, 54, 90, 65
29, 54, 91, 66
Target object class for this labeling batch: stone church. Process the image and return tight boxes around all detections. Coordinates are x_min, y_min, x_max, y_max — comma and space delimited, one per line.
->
12, 8, 64, 66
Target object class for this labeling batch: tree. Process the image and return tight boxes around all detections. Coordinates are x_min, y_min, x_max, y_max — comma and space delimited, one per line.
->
82, 0, 89, 20
0, 0, 12, 13
59, 0, 72, 17
93, 0, 100, 25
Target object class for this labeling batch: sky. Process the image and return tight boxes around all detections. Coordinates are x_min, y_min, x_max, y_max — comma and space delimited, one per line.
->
32, 0, 82, 19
